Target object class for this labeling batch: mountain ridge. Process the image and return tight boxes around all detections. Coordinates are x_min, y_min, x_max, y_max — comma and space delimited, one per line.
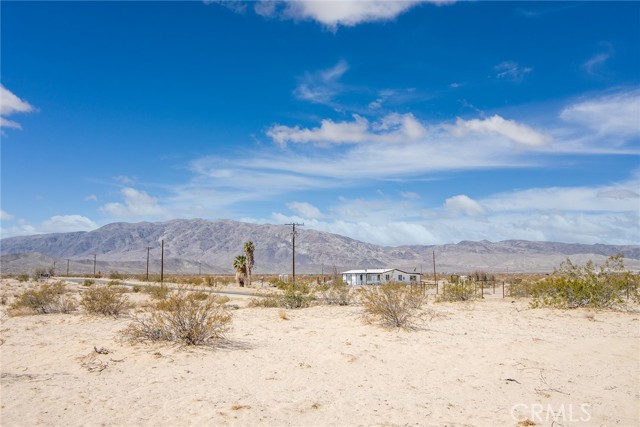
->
1, 219, 638, 275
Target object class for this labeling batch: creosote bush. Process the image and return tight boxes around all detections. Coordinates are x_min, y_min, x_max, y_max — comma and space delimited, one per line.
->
124, 289, 232, 346
146, 284, 170, 300
436, 281, 479, 302
530, 255, 639, 309
316, 279, 353, 306
360, 282, 426, 328
10, 281, 76, 315
247, 283, 315, 309
80, 285, 130, 316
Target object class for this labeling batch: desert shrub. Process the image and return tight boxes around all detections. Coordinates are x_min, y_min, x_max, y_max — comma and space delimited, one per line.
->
507, 280, 531, 298
282, 283, 315, 308
437, 281, 478, 302
83, 279, 95, 287
132, 285, 141, 293
316, 279, 353, 306
107, 279, 122, 287
10, 282, 76, 314
213, 295, 230, 305
108, 271, 124, 280
17, 274, 29, 282
80, 285, 130, 316
360, 282, 426, 328
530, 255, 639, 309
191, 291, 210, 301
124, 291, 232, 346
0, 293, 8, 305
247, 293, 281, 308
32, 268, 50, 281
146, 284, 170, 300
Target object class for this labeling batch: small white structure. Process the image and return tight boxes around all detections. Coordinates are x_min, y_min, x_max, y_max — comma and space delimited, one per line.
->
341, 268, 421, 286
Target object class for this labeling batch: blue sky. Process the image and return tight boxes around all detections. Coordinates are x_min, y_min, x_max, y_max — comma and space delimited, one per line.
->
1, 1, 639, 246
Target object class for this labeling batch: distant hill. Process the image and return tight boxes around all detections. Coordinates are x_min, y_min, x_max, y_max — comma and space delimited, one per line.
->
1, 219, 638, 275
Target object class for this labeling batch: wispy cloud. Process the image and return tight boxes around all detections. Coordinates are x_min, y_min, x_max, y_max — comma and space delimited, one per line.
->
494, 61, 532, 82
560, 88, 640, 139
1, 210, 15, 221
252, 0, 449, 30
449, 115, 552, 147
0, 85, 35, 132
294, 60, 349, 105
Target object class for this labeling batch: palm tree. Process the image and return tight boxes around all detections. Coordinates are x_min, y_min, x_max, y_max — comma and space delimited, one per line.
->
233, 255, 247, 287
244, 241, 255, 287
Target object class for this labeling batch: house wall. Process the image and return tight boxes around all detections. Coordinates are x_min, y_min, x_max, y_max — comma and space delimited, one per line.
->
342, 270, 421, 286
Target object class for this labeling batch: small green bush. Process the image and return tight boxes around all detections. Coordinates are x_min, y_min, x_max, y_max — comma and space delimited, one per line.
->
132, 285, 141, 293
360, 282, 426, 328
124, 290, 232, 346
282, 283, 315, 308
437, 281, 478, 302
10, 282, 76, 314
83, 279, 95, 287
80, 285, 130, 316
17, 274, 29, 282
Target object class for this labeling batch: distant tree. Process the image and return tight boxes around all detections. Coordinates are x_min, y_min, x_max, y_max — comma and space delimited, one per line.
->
233, 255, 247, 287
244, 241, 255, 287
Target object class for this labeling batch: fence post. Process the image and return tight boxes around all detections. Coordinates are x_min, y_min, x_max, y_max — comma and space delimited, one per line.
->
502, 281, 505, 298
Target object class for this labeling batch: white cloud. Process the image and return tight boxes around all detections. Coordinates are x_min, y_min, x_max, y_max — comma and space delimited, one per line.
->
0, 85, 35, 131
84, 194, 98, 202
1, 215, 98, 238
100, 187, 167, 218
267, 112, 427, 146
449, 115, 552, 147
444, 195, 486, 216
494, 61, 532, 82
1, 210, 15, 221
560, 89, 640, 138
254, 0, 443, 29
287, 201, 324, 219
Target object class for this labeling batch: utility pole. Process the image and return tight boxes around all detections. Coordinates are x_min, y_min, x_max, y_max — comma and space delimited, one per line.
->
146, 246, 151, 281
433, 251, 437, 294
160, 240, 164, 284
199, 261, 202, 276
93, 254, 97, 278
286, 223, 304, 284
66, 259, 70, 276
52, 261, 56, 276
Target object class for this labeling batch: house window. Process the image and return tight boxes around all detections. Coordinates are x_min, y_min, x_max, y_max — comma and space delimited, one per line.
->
398, 274, 403, 281
410, 275, 417, 282
385, 274, 390, 280
377, 275, 381, 281
360, 274, 364, 282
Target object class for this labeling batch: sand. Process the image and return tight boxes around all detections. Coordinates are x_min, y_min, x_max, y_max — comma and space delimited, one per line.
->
1, 278, 639, 427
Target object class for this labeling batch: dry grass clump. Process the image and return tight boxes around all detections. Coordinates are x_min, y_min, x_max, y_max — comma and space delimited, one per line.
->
124, 290, 232, 346
80, 285, 130, 316
360, 282, 426, 328
10, 281, 76, 315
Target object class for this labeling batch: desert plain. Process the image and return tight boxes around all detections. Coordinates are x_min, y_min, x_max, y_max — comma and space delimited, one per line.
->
1, 278, 639, 427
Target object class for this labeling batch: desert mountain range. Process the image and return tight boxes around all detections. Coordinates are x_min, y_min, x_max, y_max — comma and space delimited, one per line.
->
1, 219, 639, 275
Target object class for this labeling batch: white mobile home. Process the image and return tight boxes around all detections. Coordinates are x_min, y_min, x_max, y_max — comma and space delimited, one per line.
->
341, 268, 421, 286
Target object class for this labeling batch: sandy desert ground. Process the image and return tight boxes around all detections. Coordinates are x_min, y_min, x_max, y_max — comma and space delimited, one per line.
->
1, 278, 639, 427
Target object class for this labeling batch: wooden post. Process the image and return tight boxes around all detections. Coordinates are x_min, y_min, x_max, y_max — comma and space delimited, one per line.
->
502, 281, 505, 298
